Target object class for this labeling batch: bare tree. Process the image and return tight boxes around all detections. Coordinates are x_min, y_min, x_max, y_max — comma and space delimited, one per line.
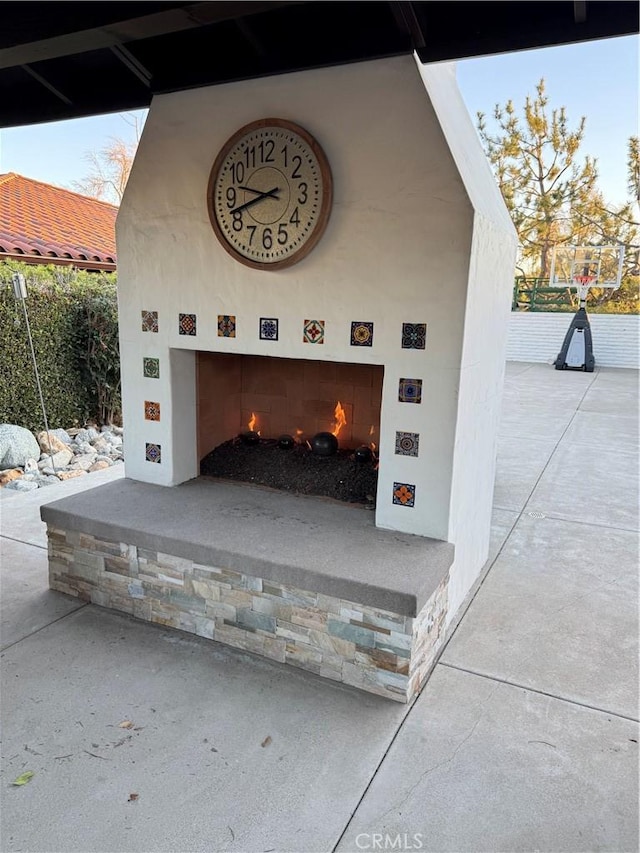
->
628, 136, 640, 208
72, 112, 146, 205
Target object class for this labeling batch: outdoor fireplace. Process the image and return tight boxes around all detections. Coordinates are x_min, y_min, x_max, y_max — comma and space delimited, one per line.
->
41, 56, 517, 702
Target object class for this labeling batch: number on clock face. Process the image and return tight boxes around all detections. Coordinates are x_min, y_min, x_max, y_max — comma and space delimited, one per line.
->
208, 119, 332, 270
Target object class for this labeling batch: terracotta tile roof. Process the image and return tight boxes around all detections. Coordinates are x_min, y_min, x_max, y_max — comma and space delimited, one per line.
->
0, 173, 117, 265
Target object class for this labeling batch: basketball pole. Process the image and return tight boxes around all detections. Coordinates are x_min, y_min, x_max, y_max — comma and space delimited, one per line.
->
554, 274, 595, 372
549, 245, 624, 374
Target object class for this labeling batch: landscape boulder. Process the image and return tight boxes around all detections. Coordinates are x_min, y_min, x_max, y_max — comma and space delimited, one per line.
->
57, 470, 87, 481
70, 453, 97, 471
4, 479, 39, 492
37, 430, 71, 454
0, 469, 23, 486
38, 449, 74, 470
0, 425, 40, 469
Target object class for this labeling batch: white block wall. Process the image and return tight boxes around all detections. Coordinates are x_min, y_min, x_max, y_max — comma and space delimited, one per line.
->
506, 313, 640, 369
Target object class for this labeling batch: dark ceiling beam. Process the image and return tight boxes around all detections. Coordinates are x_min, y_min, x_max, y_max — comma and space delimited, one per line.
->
0, 1, 305, 70
391, 2, 427, 50
574, 2, 587, 24
234, 17, 268, 59
0, 1, 636, 129
110, 44, 152, 87
415, 1, 638, 62
20, 63, 73, 105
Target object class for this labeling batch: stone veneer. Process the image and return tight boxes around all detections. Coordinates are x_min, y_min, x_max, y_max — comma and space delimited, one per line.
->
47, 526, 449, 703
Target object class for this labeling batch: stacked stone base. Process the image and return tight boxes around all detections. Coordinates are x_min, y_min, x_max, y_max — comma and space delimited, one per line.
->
47, 526, 449, 703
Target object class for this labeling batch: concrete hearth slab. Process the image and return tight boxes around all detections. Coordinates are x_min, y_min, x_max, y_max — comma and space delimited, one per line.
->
40, 477, 454, 617
0, 605, 406, 853
336, 665, 639, 853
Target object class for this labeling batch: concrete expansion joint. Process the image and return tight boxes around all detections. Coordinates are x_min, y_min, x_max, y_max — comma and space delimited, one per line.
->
438, 662, 640, 724
0, 534, 47, 552
0, 602, 88, 653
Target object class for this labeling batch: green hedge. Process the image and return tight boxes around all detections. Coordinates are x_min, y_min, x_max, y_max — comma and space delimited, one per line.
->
0, 261, 121, 432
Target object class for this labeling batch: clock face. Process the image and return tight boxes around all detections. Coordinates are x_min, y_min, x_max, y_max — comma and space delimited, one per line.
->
207, 118, 332, 270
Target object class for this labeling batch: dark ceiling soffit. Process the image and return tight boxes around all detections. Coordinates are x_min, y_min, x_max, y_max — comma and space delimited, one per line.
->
574, 2, 588, 24
390, 3, 427, 50
110, 43, 152, 87
0, 2, 637, 130
20, 63, 73, 105
414, 1, 639, 62
0, 2, 302, 69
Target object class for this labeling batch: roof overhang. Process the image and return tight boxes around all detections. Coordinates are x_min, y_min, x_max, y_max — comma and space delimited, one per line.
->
1, 1, 638, 129
0, 251, 117, 272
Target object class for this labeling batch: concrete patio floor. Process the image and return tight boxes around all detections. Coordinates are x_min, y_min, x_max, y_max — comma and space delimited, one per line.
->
1, 362, 638, 853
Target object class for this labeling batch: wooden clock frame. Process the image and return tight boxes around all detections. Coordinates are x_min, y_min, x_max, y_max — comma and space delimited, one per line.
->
207, 118, 333, 271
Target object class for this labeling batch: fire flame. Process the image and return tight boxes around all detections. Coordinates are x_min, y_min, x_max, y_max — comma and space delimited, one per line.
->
295, 429, 304, 443
332, 401, 347, 438
369, 424, 376, 452
248, 412, 257, 432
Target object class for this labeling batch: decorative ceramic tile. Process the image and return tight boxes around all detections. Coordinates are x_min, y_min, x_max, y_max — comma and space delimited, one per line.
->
393, 482, 415, 507
351, 321, 374, 347
402, 322, 427, 350
143, 357, 160, 379
141, 311, 158, 333
179, 313, 197, 336
398, 378, 422, 404
303, 319, 325, 344
218, 315, 236, 338
144, 400, 161, 421
260, 317, 279, 341
395, 431, 420, 457
145, 443, 161, 463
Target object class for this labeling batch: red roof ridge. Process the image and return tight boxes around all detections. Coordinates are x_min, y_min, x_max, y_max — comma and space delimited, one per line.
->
0, 173, 119, 211
1, 172, 117, 265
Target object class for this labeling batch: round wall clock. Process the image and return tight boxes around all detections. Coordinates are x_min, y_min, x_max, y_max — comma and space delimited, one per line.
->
207, 118, 333, 270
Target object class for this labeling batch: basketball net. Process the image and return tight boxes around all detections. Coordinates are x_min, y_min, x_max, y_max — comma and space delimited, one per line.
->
573, 275, 595, 303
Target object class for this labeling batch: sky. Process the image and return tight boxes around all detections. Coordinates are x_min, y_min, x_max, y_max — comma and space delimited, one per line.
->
0, 34, 637, 206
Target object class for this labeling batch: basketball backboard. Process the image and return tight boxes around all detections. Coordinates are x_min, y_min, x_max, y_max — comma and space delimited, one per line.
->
549, 245, 625, 290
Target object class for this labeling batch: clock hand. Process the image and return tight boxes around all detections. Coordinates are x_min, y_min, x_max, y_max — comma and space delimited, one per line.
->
238, 185, 273, 195
230, 187, 280, 214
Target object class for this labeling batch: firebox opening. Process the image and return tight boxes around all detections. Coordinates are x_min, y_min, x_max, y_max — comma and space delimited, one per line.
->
197, 352, 384, 459
196, 352, 384, 504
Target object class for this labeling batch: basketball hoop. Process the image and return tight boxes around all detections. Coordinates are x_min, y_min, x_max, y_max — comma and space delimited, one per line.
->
573, 274, 595, 302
